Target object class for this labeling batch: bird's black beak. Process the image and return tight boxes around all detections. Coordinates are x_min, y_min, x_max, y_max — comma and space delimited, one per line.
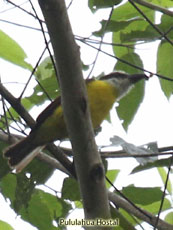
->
129, 74, 149, 84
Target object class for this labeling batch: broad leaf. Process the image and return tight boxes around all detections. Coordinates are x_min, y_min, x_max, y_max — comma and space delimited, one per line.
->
20, 189, 62, 230
157, 167, 172, 195
115, 53, 145, 130
0, 220, 14, 230
159, 14, 173, 39
157, 41, 173, 98
0, 174, 17, 207
110, 205, 136, 230
111, 1, 154, 21
26, 76, 59, 106
62, 177, 81, 201
164, 212, 173, 225
24, 157, 54, 185
0, 30, 32, 70
106, 169, 120, 188
14, 173, 35, 212
89, 0, 122, 12
35, 56, 56, 80
118, 208, 139, 228
141, 198, 171, 214
121, 185, 164, 205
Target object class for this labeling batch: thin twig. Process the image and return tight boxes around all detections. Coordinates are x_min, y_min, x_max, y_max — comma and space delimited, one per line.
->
3, 103, 27, 135
0, 18, 44, 32
19, 46, 52, 100
61, 146, 173, 158
5, 0, 43, 21
76, 35, 134, 49
0, 0, 28, 14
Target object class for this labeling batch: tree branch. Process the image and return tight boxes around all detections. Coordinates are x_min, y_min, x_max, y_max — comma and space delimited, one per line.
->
38, 0, 111, 222
60, 146, 173, 158
0, 82, 35, 128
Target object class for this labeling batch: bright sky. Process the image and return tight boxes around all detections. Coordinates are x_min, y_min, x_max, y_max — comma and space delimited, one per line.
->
0, 1, 173, 230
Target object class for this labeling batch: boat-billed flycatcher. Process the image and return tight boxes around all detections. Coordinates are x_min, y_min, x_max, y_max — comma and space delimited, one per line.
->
4, 72, 147, 169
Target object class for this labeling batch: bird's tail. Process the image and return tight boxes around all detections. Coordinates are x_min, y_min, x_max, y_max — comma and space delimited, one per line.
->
4, 136, 44, 172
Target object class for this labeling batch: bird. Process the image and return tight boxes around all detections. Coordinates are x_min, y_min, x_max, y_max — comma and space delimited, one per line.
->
4, 72, 148, 171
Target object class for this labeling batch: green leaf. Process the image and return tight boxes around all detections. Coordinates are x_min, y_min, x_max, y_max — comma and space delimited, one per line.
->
29, 57, 59, 106
0, 30, 32, 70
110, 205, 136, 230
74, 200, 83, 209
110, 3, 173, 44
115, 51, 144, 74
95, 18, 158, 44
118, 208, 140, 227
120, 23, 159, 43
57, 197, 72, 219
0, 174, 17, 207
62, 177, 81, 201
111, 1, 154, 21
106, 169, 120, 188
115, 53, 145, 130
122, 185, 164, 205
26, 76, 59, 106
116, 81, 145, 130
113, 31, 135, 60
24, 157, 54, 185
159, 14, 173, 39
142, 198, 171, 214
20, 189, 62, 230
0, 220, 14, 230
165, 212, 173, 225
35, 56, 56, 80
94, 19, 144, 38
157, 167, 172, 195
93, 1, 155, 59
157, 41, 173, 98
14, 173, 35, 212
89, 0, 122, 13
131, 157, 173, 174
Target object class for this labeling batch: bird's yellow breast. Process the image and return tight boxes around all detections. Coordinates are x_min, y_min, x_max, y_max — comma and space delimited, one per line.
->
87, 80, 118, 128
32, 79, 118, 145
